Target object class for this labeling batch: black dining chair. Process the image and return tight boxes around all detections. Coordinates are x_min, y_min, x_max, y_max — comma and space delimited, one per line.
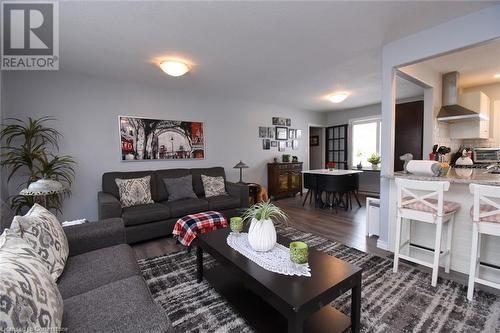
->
316, 173, 361, 212
302, 173, 316, 206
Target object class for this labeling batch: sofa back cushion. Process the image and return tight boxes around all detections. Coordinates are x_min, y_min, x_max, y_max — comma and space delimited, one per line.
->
154, 169, 190, 201
190, 167, 226, 197
102, 170, 155, 199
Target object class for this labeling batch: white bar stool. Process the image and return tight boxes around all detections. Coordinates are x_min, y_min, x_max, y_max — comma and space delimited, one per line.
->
467, 183, 500, 301
393, 178, 460, 287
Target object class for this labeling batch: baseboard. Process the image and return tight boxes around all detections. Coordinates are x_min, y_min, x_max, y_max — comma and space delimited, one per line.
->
377, 239, 389, 251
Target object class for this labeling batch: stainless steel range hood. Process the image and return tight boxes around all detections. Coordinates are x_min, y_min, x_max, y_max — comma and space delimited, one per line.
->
437, 72, 488, 122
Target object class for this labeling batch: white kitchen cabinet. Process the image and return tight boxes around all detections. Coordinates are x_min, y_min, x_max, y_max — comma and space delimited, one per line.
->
449, 91, 490, 139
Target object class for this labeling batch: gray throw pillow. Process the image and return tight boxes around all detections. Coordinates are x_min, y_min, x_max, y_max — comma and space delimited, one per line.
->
163, 175, 198, 202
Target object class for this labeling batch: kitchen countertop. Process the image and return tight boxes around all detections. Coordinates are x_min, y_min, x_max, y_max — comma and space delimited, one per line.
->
384, 168, 500, 185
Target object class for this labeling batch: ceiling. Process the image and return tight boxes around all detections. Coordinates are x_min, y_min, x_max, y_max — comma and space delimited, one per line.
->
55, 1, 496, 111
420, 39, 500, 88
396, 76, 425, 101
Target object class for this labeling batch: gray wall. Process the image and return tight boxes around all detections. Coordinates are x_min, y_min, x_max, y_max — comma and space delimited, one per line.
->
3, 71, 325, 221
326, 103, 381, 127
309, 127, 324, 169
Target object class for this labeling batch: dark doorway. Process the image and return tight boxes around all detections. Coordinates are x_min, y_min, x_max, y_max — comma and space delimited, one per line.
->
394, 100, 424, 171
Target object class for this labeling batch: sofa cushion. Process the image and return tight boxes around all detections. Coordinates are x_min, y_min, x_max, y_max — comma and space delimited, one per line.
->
190, 167, 226, 197
163, 198, 209, 218
201, 174, 227, 197
163, 175, 197, 201
115, 176, 154, 208
154, 168, 190, 202
206, 195, 241, 211
62, 275, 172, 333
102, 170, 155, 199
0, 229, 63, 333
11, 203, 69, 281
122, 203, 171, 226
57, 244, 139, 299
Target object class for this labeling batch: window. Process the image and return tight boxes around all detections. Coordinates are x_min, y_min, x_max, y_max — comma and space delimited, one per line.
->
350, 117, 381, 167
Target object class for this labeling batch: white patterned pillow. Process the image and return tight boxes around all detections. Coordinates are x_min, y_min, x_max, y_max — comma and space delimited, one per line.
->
0, 229, 63, 333
201, 175, 227, 197
115, 176, 154, 208
10, 203, 69, 281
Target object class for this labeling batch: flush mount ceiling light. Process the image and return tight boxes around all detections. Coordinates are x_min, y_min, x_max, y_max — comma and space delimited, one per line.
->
327, 92, 349, 103
159, 60, 190, 77
494, 73, 500, 79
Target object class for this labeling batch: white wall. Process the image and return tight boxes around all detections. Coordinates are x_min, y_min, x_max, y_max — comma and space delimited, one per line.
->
3, 71, 325, 221
380, 4, 500, 249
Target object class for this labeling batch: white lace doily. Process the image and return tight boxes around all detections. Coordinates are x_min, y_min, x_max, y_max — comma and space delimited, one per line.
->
226, 232, 311, 277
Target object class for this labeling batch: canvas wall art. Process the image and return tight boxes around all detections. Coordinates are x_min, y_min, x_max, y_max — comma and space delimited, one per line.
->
120, 116, 205, 161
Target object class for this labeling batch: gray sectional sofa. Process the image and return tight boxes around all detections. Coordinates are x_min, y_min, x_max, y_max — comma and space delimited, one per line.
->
98, 167, 249, 243
60, 219, 172, 332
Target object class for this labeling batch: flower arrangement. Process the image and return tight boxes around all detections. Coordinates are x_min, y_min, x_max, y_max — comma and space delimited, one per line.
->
326, 161, 336, 170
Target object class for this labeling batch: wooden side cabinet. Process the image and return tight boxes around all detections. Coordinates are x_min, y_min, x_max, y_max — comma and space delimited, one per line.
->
267, 162, 303, 200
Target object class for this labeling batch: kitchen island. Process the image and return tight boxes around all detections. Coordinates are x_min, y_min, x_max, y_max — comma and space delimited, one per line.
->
382, 168, 500, 280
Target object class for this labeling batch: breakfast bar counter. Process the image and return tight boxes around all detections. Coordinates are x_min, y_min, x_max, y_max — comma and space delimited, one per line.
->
383, 170, 500, 280
385, 169, 500, 185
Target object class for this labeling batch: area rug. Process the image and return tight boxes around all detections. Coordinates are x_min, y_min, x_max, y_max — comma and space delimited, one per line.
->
138, 224, 500, 333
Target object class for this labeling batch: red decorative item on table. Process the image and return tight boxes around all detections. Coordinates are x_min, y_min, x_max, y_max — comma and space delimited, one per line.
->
173, 211, 228, 246
326, 162, 336, 170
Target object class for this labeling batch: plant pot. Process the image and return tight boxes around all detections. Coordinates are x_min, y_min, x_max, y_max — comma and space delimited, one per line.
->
248, 218, 277, 252
371, 163, 379, 169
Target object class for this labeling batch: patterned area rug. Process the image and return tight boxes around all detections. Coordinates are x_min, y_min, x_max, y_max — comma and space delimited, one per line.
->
138, 224, 500, 333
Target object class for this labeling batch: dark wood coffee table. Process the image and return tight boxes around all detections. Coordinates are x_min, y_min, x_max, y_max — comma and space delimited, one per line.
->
196, 228, 362, 333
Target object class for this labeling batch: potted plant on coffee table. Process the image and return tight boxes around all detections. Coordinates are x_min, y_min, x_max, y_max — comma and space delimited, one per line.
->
242, 201, 288, 252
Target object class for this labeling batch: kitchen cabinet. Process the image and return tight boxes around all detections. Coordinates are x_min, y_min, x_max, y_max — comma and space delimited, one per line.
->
267, 162, 303, 199
449, 92, 490, 139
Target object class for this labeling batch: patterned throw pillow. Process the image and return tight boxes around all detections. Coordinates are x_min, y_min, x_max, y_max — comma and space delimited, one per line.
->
10, 204, 69, 281
201, 175, 227, 198
115, 176, 154, 208
0, 229, 63, 333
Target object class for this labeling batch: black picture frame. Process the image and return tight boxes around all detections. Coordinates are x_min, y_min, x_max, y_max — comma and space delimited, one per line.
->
310, 135, 319, 146
262, 139, 270, 150
276, 126, 288, 140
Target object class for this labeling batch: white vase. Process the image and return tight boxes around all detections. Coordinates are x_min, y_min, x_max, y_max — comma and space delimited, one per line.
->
248, 218, 277, 252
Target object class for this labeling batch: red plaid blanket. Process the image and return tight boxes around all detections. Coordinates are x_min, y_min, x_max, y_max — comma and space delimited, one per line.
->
173, 211, 228, 246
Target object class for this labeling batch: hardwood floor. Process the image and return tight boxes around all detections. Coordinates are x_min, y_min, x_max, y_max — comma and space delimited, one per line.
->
133, 194, 387, 259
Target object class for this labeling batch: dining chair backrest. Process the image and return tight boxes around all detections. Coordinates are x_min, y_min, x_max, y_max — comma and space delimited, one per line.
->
395, 178, 450, 217
303, 173, 315, 189
317, 173, 359, 192
469, 183, 500, 222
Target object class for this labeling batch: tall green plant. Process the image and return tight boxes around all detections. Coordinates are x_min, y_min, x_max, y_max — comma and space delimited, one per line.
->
1, 117, 75, 213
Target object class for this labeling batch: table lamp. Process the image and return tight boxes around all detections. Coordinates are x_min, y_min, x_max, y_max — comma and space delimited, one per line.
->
20, 179, 66, 208
233, 161, 249, 184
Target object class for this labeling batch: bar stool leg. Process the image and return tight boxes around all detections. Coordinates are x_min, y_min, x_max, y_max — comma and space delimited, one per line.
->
445, 215, 454, 274
393, 214, 403, 273
431, 220, 443, 287
467, 223, 479, 301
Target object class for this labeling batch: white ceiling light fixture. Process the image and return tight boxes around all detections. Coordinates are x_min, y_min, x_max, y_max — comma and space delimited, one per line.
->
494, 73, 500, 79
159, 60, 190, 77
327, 92, 349, 103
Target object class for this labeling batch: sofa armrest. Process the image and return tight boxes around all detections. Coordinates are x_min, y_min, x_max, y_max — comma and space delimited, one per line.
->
64, 218, 125, 256
226, 182, 249, 208
98, 191, 122, 219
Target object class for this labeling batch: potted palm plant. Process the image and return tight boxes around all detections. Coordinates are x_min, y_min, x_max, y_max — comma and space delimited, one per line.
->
1, 117, 75, 213
242, 201, 288, 252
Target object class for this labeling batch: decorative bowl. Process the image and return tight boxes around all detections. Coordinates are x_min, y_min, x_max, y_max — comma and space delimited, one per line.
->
289, 241, 308, 264
230, 217, 243, 233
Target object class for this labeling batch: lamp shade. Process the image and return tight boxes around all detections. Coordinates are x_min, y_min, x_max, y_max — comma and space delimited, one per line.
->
20, 179, 65, 196
233, 161, 249, 169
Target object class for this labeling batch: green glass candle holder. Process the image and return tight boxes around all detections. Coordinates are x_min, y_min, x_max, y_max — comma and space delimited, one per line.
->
289, 241, 308, 264
230, 217, 243, 233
